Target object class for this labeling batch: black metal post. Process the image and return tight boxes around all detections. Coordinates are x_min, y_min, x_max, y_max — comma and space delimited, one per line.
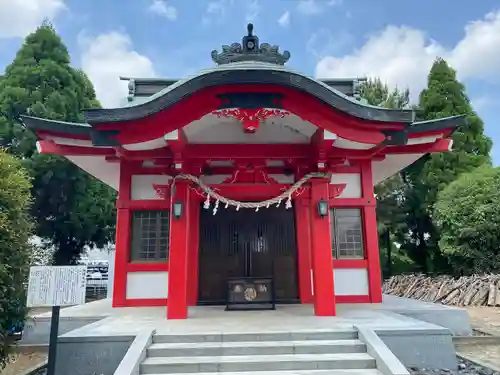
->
46, 305, 60, 375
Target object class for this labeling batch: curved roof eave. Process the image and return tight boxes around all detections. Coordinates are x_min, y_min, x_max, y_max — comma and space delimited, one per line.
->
84, 63, 415, 124
408, 115, 466, 134
19, 115, 92, 137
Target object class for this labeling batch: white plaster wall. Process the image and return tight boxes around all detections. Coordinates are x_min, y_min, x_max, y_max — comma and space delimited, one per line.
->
334, 137, 374, 150
199, 175, 231, 184
334, 268, 369, 296
269, 174, 294, 184
66, 156, 120, 191
372, 154, 422, 185
330, 173, 361, 198
131, 174, 172, 200
185, 119, 310, 144
126, 272, 169, 299
184, 113, 317, 144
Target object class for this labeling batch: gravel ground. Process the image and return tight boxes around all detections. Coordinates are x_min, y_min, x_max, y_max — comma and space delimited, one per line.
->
408, 357, 500, 375
1, 353, 47, 375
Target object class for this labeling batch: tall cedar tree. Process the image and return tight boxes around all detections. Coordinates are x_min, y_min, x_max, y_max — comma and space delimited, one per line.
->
359, 79, 415, 277
0, 150, 33, 369
0, 23, 116, 265
401, 58, 492, 273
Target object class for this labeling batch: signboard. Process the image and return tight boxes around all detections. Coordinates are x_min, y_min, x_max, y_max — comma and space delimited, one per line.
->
27, 266, 87, 307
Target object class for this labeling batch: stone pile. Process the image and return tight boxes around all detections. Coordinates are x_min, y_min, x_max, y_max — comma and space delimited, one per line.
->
408, 357, 500, 375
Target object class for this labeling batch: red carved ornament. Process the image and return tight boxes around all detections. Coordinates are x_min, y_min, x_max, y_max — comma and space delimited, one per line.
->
211, 108, 291, 133
330, 183, 347, 198
153, 184, 170, 199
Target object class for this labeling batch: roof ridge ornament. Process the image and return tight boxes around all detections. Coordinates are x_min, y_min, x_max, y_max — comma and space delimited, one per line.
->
211, 23, 291, 65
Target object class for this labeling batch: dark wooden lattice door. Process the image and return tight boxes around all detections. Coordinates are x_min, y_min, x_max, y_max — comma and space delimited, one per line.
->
197, 204, 299, 305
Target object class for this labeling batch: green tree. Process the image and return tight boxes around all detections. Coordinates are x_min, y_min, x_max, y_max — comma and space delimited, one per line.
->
0, 150, 33, 369
434, 165, 500, 275
359, 78, 414, 276
0, 23, 116, 265
359, 78, 410, 109
400, 58, 492, 273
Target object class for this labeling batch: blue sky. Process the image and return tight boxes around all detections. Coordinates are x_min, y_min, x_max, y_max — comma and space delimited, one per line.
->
1, 0, 499, 162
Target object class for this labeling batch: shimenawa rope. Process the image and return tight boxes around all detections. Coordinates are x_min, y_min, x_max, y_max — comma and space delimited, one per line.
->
170, 172, 329, 215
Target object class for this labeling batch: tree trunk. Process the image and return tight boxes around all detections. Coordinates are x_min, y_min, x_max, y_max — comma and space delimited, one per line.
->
52, 240, 82, 266
417, 231, 428, 274
384, 229, 392, 277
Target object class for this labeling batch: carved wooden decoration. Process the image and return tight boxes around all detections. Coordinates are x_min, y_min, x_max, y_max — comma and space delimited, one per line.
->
330, 183, 347, 198
212, 108, 290, 133
222, 167, 280, 184
152, 184, 170, 199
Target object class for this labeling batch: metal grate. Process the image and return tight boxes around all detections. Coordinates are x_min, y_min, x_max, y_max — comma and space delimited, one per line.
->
130, 210, 170, 261
331, 208, 364, 259
198, 205, 298, 304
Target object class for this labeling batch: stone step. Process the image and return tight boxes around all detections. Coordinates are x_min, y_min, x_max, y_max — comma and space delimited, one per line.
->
147, 339, 367, 357
152, 329, 358, 344
143, 370, 383, 375
140, 353, 376, 374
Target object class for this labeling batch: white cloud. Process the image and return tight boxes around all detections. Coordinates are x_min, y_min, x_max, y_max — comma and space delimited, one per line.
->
148, 0, 177, 21
0, 0, 66, 38
79, 31, 156, 108
206, 0, 226, 15
244, 0, 261, 23
202, 0, 260, 25
278, 10, 290, 27
307, 28, 352, 58
297, 0, 341, 16
297, 0, 323, 16
316, 10, 500, 98
202, 0, 229, 26
449, 11, 500, 81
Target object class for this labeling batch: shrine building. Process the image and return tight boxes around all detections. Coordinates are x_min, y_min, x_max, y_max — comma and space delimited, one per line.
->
21, 24, 463, 319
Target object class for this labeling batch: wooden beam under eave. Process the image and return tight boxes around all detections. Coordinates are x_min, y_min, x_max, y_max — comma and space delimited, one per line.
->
36, 140, 116, 156
382, 138, 452, 154
184, 144, 313, 160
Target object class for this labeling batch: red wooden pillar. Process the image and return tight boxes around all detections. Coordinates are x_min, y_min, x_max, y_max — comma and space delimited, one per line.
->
167, 181, 191, 319
295, 198, 313, 304
360, 162, 383, 303
112, 208, 130, 307
309, 179, 336, 316
187, 195, 200, 306
113, 161, 132, 308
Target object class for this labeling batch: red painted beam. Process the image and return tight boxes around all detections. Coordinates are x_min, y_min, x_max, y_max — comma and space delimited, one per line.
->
184, 144, 313, 160
38, 137, 452, 162
152, 183, 346, 202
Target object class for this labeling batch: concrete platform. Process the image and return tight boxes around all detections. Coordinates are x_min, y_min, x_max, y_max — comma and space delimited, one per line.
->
30, 294, 471, 336
26, 295, 471, 375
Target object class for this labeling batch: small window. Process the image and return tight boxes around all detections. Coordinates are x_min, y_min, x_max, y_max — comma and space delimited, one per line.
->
331, 208, 364, 259
130, 210, 170, 261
